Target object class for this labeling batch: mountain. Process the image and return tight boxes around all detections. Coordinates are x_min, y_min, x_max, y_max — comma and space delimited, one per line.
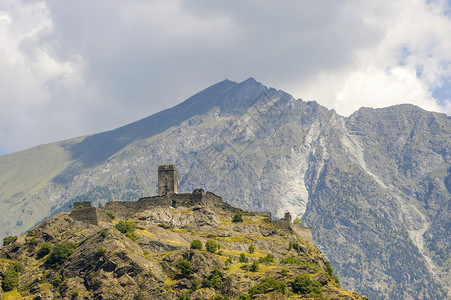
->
0, 78, 450, 299
0, 190, 366, 299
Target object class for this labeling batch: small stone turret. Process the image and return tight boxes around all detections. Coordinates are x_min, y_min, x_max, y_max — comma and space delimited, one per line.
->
158, 165, 178, 196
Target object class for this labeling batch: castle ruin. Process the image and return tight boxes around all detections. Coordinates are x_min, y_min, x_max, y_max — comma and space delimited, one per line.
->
69, 164, 313, 244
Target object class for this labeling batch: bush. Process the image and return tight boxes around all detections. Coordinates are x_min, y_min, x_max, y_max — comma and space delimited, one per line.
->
280, 255, 302, 265
324, 260, 334, 276
37, 242, 52, 258
115, 220, 136, 233
106, 211, 116, 220
205, 240, 219, 253
27, 230, 36, 237
190, 239, 203, 250
249, 260, 259, 272
100, 229, 108, 238
28, 237, 38, 247
258, 253, 275, 263
158, 223, 172, 229
248, 243, 255, 253
249, 278, 286, 296
177, 259, 194, 278
281, 268, 289, 276
239, 253, 249, 263
292, 274, 323, 297
202, 269, 224, 290
293, 217, 303, 226
2, 268, 19, 291
232, 212, 243, 223
95, 248, 107, 257
46, 242, 77, 268
2, 236, 17, 247
237, 293, 251, 300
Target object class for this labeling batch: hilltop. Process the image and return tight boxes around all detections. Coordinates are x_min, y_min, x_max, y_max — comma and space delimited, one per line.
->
0, 177, 365, 299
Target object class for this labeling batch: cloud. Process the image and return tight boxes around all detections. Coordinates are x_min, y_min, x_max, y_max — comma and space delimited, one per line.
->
0, 0, 450, 153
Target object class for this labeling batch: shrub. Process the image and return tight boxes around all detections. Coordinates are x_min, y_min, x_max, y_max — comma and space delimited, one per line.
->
46, 242, 77, 268
237, 293, 251, 300
190, 239, 203, 250
280, 255, 302, 265
248, 243, 255, 253
134, 292, 144, 300
232, 212, 243, 223
248, 278, 286, 296
37, 242, 52, 258
239, 253, 249, 263
324, 260, 334, 276
225, 257, 233, 265
158, 223, 172, 229
249, 260, 259, 272
27, 230, 36, 237
2, 268, 19, 291
106, 211, 116, 220
288, 241, 299, 251
28, 237, 38, 247
202, 269, 224, 290
2, 236, 17, 247
205, 240, 219, 253
281, 268, 289, 276
95, 248, 107, 257
258, 253, 275, 263
116, 220, 137, 241
100, 229, 108, 238
293, 217, 303, 226
115, 220, 136, 233
177, 259, 194, 277
292, 274, 323, 297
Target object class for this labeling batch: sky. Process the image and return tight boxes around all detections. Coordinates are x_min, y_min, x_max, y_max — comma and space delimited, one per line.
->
1, 0, 451, 154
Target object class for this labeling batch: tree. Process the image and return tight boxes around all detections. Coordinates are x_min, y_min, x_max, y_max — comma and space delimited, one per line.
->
239, 253, 249, 263
2, 268, 19, 291
190, 239, 203, 250
205, 240, 218, 253
292, 274, 323, 297
232, 212, 243, 223
177, 259, 194, 277
248, 243, 255, 253
37, 242, 52, 258
46, 242, 77, 268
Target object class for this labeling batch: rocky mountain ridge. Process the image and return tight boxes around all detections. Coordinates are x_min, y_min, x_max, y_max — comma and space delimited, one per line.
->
0, 78, 449, 299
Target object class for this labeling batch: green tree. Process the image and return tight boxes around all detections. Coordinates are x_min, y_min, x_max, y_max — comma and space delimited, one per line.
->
292, 274, 323, 297
232, 212, 243, 222
250, 260, 259, 272
248, 278, 286, 296
205, 240, 218, 253
190, 239, 203, 250
248, 243, 255, 253
2, 268, 19, 291
2, 236, 17, 247
239, 253, 249, 263
37, 242, 52, 258
177, 259, 194, 277
46, 242, 77, 268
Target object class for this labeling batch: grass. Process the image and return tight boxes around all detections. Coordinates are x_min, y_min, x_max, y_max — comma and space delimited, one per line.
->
136, 229, 156, 238
1, 290, 23, 300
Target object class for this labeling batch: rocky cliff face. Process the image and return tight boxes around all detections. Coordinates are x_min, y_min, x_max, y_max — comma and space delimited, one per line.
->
0, 199, 364, 299
0, 78, 449, 299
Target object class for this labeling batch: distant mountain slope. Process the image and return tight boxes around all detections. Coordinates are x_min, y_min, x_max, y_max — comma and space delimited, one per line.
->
0, 78, 449, 299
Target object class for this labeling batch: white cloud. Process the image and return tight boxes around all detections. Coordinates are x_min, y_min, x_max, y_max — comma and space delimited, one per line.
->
293, 0, 451, 116
0, 0, 451, 153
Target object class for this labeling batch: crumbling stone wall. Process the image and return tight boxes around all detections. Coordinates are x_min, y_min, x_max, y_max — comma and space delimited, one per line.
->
70, 207, 112, 226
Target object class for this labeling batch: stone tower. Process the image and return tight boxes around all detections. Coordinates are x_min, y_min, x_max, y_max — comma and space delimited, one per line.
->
158, 165, 178, 196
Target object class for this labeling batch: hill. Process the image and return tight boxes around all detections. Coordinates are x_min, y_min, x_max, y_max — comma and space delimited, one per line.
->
0, 185, 365, 299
